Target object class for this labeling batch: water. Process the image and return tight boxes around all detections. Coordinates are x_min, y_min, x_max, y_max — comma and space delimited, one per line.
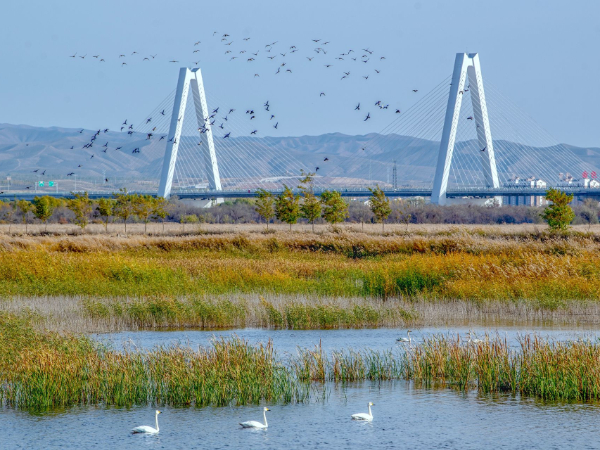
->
92, 325, 600, 355
3, 383, 600, 449
4, 326, 600, 449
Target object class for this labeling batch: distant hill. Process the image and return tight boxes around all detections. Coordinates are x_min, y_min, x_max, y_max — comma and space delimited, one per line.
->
0, 123, 597, 187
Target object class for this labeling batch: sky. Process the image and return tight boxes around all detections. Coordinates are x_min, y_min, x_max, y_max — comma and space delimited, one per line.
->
1, 0, 599, 147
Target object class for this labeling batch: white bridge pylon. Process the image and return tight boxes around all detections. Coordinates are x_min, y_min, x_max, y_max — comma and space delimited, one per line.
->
158, 67, 222, 198
431, 53, 499, 205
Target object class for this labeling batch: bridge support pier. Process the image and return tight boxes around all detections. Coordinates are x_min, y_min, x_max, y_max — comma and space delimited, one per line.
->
158, 67, 222, 199
431, 53, 498, 205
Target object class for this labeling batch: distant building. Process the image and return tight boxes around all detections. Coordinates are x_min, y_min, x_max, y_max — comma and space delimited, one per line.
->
503, 176, 547, 206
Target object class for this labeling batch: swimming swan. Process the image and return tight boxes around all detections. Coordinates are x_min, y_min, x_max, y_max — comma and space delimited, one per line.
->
351, 402, 374, 421
396, 330, 412, 344
132, 410, 162, 434
240, 407, 270, 429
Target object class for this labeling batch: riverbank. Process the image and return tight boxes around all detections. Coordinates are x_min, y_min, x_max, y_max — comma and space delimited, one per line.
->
4, 295, 600, 334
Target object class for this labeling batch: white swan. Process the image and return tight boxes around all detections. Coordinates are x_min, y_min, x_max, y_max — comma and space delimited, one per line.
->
240, 407, 270, 429
467, 331, 483, 344
351, 402, 374, 421
132, 410, 162, 434
396, 330, 412, 344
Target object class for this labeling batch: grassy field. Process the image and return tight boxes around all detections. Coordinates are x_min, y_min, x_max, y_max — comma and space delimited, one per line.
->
0, 226, 599, 331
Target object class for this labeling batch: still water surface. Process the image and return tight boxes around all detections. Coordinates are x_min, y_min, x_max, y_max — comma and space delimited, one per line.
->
3, 326, 600, 449
93, 325, 600, 354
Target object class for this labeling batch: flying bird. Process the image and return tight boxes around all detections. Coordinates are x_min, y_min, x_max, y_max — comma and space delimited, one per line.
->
364, 113, 371, 121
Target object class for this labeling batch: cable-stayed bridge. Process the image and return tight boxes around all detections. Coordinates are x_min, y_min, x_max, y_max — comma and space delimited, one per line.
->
1, 53, 598, 203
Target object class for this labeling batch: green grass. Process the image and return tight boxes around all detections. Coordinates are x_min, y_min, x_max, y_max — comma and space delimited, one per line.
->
3, 312, 600, 410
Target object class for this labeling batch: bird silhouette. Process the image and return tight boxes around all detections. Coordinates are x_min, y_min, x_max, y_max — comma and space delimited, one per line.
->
355, 103, 360, 110
364, 113, 371, 121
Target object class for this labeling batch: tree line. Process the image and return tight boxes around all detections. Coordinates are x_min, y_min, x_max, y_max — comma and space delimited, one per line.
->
0, 183, 595, 232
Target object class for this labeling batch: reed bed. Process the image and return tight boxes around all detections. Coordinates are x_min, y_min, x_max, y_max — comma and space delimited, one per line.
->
4, 312, 600, 410
0, 231, 599, 304
291, 334, 600, 401
0, 313, 307, 410
3, 294, 600, 334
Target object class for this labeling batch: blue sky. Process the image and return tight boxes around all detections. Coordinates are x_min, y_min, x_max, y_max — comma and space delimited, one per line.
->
1, 0, 599, 147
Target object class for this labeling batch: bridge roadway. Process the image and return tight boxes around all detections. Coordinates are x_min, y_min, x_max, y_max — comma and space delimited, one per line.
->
1, 187, 599, 201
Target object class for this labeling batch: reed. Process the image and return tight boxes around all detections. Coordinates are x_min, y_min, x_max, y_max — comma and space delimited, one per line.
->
4, 312, 600, 409
3, 294, 600, 334
290, 334, 600, 401
0, 231, 599, 303
0, 313, 307, 410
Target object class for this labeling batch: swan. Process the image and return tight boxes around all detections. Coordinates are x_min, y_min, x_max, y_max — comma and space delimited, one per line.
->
351, 402, 374, 421
240, 407, 270, 429
131, 410, 162, 434
467, 331, 483, 344
396, 330, 412, 344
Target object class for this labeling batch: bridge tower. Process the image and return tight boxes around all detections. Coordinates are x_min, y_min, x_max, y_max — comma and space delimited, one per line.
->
158, 67, 222, 198
431, 53, 499, 205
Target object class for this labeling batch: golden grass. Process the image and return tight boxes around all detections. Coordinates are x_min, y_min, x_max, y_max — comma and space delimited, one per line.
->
0, 228, 598, 306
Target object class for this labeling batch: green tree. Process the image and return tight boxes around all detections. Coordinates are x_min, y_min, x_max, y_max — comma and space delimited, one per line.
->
181, 214, 199, 232
133, 194, 155, 234
298, 171, 321, 232
274, 185, 300, 230
369, 185, 392, 231
97, 197, 114, 232
113, 188, 135, 234
67, 192, 93, 229
542, 188, 575, 231
255, 189, 275, 230
33, 196, 55, 231
151, 197, 168, 233
320, 190, 348, 227
16, 199, 34, 233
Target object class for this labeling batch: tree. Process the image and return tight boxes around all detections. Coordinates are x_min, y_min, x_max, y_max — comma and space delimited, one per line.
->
181, 214, 198, 232
369, 185, 392, 231
274, 185, 300, 231
132, 194, 154, 234
394, 199, 413, 232
67, 192, 93, 229
542, 188, 575, 231
320, 190, 348, 227
255, 189, 275, 230
97, 197, 114, 232
298, 171, 321, 232
16, 200, 34, 234
0, 201, 15, 234
113, 188, 135, 234
32, 196, 55, 231
151, 197, 168, 233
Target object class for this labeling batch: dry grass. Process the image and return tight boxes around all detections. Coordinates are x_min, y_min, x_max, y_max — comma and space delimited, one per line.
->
4, 221, 600, 236
0, 225, 598, 326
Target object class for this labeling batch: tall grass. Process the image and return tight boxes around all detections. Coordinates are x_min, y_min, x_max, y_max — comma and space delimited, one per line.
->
290, 334, 600, 401
4, 312, 600, 409
0, 232, 599, 302
0, 313, 307, 410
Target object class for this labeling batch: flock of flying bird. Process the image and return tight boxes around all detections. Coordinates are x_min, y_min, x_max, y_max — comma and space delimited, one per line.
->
52, 32, 428, 181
